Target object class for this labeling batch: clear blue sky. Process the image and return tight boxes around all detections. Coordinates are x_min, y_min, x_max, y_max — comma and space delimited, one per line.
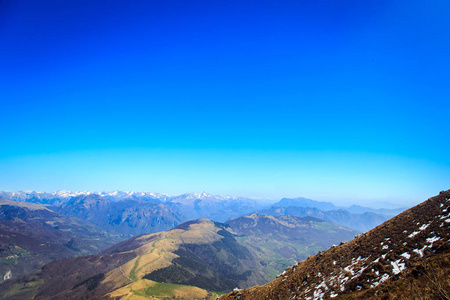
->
1, 0, 449, 206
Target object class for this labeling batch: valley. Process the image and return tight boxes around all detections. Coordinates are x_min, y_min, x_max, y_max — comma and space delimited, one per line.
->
0, 190, 444, 300
0, 199, 122, 282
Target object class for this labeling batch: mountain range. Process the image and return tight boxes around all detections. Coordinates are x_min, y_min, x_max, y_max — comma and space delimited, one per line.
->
273, 197, 406, 216
257, 206, 389, 232
0, 191, 269, 224
0, 191, 405, 214
54, 194, 185, 236
0, 191, 407, 233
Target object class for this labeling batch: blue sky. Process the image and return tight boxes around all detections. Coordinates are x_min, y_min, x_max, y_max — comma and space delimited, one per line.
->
1, 0, 449, 206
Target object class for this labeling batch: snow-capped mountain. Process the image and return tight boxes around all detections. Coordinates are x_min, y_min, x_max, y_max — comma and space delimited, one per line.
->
0, 191, 94, 205
0, 190, 252, 205
0, 190, 270, 228
97, 191, 170, 202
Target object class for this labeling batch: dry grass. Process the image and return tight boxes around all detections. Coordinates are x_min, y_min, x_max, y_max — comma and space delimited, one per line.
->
105, 219, 225, 298
107, 278, 216, 300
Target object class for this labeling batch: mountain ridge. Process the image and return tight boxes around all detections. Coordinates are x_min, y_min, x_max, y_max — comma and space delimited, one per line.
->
0, 199, 121, 283
256, 206, 388, 232
54, 194, 185, 236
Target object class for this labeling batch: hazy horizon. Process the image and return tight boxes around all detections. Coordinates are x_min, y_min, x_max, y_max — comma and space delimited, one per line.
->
0, 188, 422, 209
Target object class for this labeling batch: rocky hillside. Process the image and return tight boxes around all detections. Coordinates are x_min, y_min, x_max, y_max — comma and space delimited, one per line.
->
221, 190, 450, 300
0, 199, 121, 282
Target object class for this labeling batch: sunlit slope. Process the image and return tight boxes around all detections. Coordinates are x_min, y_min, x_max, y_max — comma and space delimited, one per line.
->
107, 279, 222, 300
100, 218, 263, 293
0, 219, 264, 299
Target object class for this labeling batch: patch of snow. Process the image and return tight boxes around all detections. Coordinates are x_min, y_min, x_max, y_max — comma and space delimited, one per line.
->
413, 246, 428, 257
371, 273, 390, 288
313, 281, 329, 300
330, 291, 338, 298
408, 231, 420, 238
391, 259, 406, 275
426, 236, 441, 244
382, 245, 389, 250
401, 252, 411, 259
344, 265, 354, 275
352, 256, 362, 264
3, 270, 12, 281
338, 274, 349, 290
351, 266, 367, 280
419, 223, 430, 231
328, 275, 337, 283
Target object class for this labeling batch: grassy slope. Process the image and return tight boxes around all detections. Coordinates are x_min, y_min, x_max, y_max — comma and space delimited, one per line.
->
227, 214, 358, 281
103, 219, 261, 298
108, 279, 222, 300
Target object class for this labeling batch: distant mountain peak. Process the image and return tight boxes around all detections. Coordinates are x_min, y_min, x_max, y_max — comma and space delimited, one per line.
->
274, 197, 338, 211
0, 198, 52, 212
